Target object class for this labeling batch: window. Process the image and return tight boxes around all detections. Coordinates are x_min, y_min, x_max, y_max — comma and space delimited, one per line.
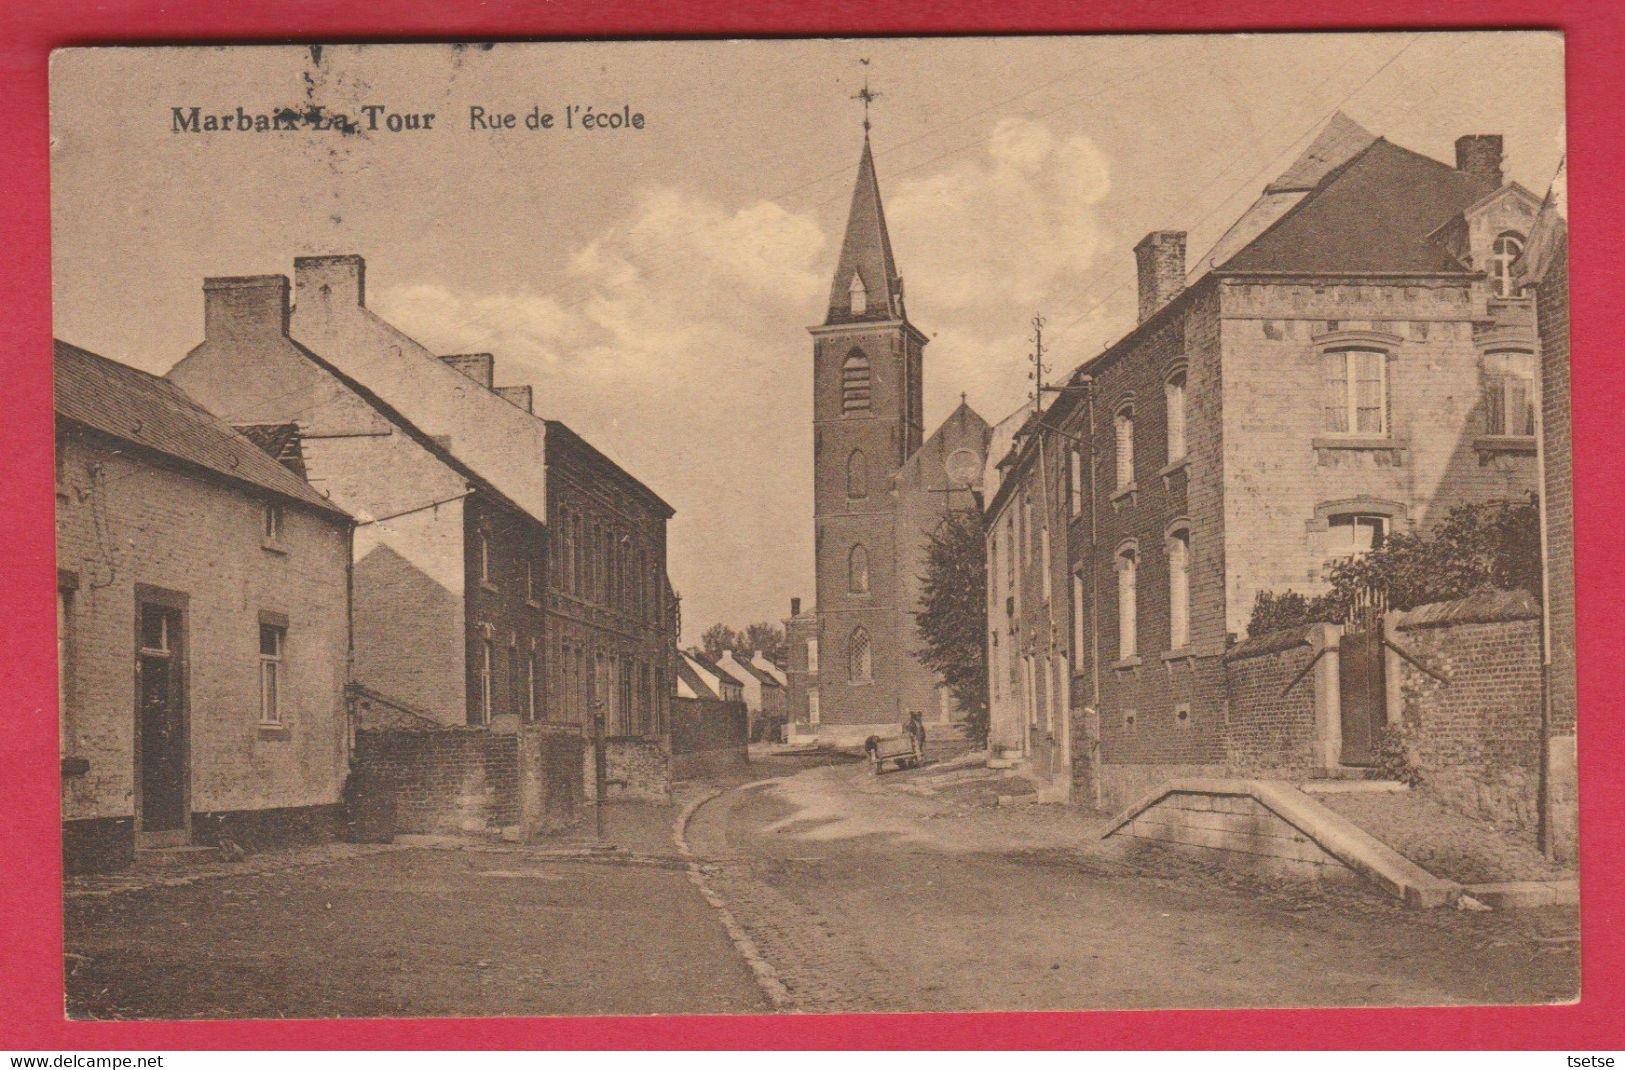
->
1116, 547, 1138, 659
1323, 349, 1387, 435
1114, 407, 1135, 489
849, 544, 870, 594
1165, 370, 1187, 463
525, 559, 537, 603
1040, 526, 1052, 603
478, 638, 494, 724
1490, 231, 1526, 298
259, 623, 285, 726
527, 650, 538, 721
1069, 448, 1084, 516
841, 350, 872, 414
509, 643, 523, 718
1327, 513, 1388, 561
847, 450, 868, 498
262, 503, 284, 543
1005, 514, 1015, 590
1021, 497, 1032, 563
848, 627, 872, 684
1484, 350, 1536, 436
849, 273, 867, 315
806, 637, 818, 674
1168, 527, 1191, 650
807, 687, 821, 725
479, 531, 492, 586
1072, 571, 1087, 670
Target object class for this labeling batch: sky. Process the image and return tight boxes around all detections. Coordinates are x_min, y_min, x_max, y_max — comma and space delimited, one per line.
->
49, 34, 1566, 641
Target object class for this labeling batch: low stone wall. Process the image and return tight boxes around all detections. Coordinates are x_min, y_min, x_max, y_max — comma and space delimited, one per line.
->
670, 696, 749, 779
517, 723, 586, 836
1110, 786, 1358, 884
1389, 589, 1543, 836
1220, 627, 1322, 779
585, 736, 671, 802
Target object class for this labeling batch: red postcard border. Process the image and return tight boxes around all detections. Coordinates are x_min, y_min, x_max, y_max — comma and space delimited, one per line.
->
1, 0, 1620, 1051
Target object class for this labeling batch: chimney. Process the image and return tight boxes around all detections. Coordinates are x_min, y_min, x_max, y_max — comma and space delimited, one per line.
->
203, 275, 290, 342
495, 385, 534, 413
1134, 231, 1186, 323
1455, 135, 1504, 188
790, 597, 801, 617
293, 254, 366, 311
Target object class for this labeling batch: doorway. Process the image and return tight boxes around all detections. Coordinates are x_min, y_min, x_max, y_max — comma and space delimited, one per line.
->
136, 598, 188, 847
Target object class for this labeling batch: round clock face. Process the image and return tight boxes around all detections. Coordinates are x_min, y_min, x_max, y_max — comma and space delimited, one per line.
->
945, 447, 982, 485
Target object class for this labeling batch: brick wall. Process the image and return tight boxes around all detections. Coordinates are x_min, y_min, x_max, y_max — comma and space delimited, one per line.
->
353, 727, 520, 834
670, 696, 748, 778
1535, 230, 1576, 862
57, 431, 352, 867
1390, 592, 1543, 836
1220, 628, 1321, 779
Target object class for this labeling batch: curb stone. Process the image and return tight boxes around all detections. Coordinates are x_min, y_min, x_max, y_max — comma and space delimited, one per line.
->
673, 787, 795, 1012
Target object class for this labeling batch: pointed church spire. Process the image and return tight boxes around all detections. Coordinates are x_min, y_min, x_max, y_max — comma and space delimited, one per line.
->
826, 137, 905, 324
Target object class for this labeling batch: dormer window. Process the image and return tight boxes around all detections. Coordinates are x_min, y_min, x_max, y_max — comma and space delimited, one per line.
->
848, 273, 868, 315
1490, 231, 1526, 297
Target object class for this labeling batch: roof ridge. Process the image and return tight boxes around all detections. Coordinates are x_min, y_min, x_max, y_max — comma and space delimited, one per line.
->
1213, 137, 1389, 274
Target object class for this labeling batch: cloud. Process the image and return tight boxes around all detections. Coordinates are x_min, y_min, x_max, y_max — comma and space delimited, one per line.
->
370, 116, 1113, 636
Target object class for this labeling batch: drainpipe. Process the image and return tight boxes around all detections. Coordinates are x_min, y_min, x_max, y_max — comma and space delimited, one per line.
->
1083, 377, 1103, 810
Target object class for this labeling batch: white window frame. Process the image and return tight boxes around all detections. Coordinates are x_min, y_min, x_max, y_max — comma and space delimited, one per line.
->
1069, 447, 1084, 516
1116, 546, 1138, 660
1168, 526, 1191, 651
1484, 350, 1536, 437
263, 502, 284, 543
807, 687, 820, 725
1323, 348, 1389, 436
806, 637, 818, 675
1040, 526, 1052, 604
1114, 407, 1135, 489
1325, 513, 1390, 563
1490, 232, 1526, 298
1165, 369, 1188, 463
259, 622, 286, 727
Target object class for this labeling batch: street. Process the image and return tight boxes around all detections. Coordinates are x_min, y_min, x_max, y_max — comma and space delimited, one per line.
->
64, 751, 1579, 1019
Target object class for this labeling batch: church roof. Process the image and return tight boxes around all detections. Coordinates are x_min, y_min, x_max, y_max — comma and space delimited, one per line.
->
825, 138, 905, 325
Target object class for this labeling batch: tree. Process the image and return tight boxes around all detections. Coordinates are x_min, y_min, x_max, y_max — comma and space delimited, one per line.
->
697, 621, 788, 667
699, 623, 741, 662
914, 510, 990, 746
1247, 497, 1542, 636
740, 622, 788, 667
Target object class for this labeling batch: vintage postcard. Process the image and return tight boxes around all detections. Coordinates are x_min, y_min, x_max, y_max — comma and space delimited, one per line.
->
49, 34, 1574, 1019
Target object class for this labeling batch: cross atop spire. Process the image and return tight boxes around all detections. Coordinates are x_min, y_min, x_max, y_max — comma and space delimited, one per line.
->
852, 81, 881, 138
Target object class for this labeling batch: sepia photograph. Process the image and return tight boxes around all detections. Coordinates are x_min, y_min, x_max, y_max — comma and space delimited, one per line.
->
46, 32, 1576, 1021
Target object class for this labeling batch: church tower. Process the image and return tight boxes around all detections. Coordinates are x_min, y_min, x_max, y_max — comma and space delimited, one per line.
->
807, 136, 930, 735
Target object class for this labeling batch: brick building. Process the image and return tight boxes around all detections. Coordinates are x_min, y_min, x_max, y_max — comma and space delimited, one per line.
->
56, 340, 354, 871
988, 117, 1545, 807
166, 256, 676, 747
790, 133, 991, 745
1517, 157, 1576, 862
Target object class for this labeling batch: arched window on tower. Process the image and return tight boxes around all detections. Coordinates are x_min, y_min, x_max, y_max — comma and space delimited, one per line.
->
841, 350, 872, 414
849, 273, 868, 315
848, 627, 873, 684
849, 544, 870, 594
847, 450, 868, 498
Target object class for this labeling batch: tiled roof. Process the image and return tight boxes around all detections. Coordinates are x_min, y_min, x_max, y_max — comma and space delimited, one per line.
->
235, 422, 307, 478
55, 340, 347, 519
726, 654, 784, 689
1219, 138, 1495, 275
686, 649, 745, 689
676, 653, 720, 701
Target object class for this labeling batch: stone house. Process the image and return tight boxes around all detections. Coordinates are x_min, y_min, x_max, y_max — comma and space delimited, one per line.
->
716, 649, 787, 741
988, 117, 1544, 808
56, 340, 354, 871
166, 256, 676, 749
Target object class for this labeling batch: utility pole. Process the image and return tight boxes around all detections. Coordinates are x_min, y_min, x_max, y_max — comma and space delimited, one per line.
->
1027, 313, 1051, 404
